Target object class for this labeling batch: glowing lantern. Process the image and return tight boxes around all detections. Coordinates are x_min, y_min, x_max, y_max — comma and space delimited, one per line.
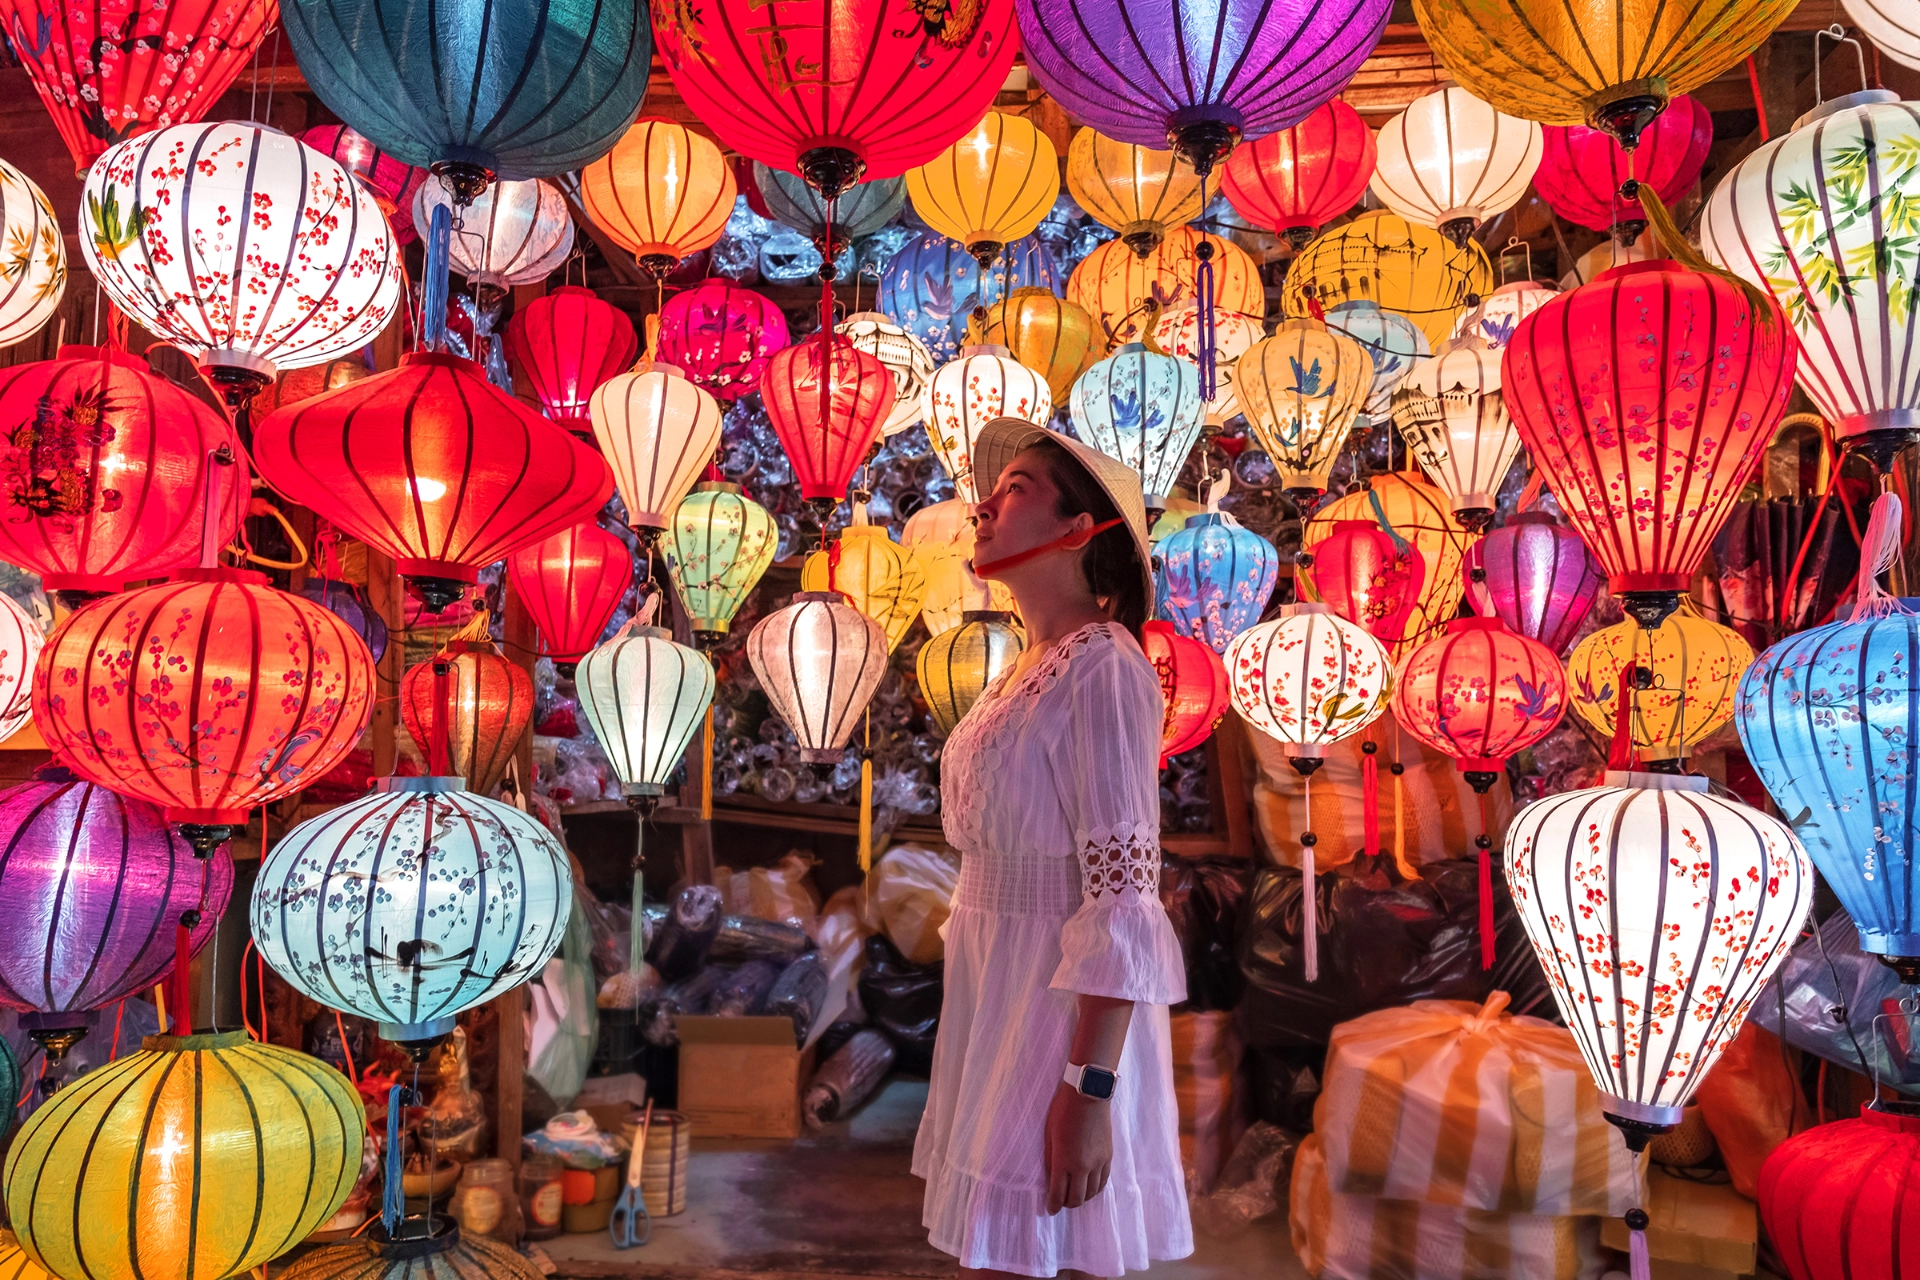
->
746, 593, 889, 762
1396, 616, 1566, 779
763, 336, 897, 512
879, 229, 1059, 362
754, 166, 906, 253
1370, 87, 1542, 246
1221, 100, 1376, 248
302, 124, 430, 242
902, 497, 1012, 635
1535, 95, 1712, 239
276, 1223, 546, 1280
1283, 210, 1494, 347
1300, 519, 1427, 651
1235, 320, 1373, 494
4, 1031, 364, 1280
802, 513, 929, 651
923, 346, 1052, 504
33, 569, 374, 850
918, 611, 1025, 735
1568, 606, 1751, 766
582, 120, 736, 278
1065, 127, 1205, 257
1304, 472, 1468, 655
1842, 0, 1920, 71
253, 351, 615, 610
1448, 279, 1558, 349
668, 482, 779, 641
301, 578, 390, 665
1470, 511, 1603, 655
1070, 342, 1205, 506
1226, 603, 1394, 752
907, 111, 1059, 266
1324, 300, 1429, 422
400, 640, 536, 796
1070, 228, 1264, 349
1151, 301, 1264, 425
415, 175, 574, 291
1141, 620, 1229, 764
967, 287, 1098, 402
656, 279, 791, 401
577, 618, 715, 804
508, 523, 634, 674
0, 161, 63, 348
1391, 342, 1520, 529
1504, 260, 1798, 628
0, 594, 38, 741
0, 1230, 46, 1280
589, 359, 723, 534
81, 123, 404, 406
836, 313, 937, 438
1155, 505, 1278, 654
504, 286, 639, 436
1760, 1104, 1920, 1280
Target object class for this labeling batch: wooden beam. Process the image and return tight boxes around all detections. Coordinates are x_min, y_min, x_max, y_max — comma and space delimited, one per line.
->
492, 985, 527, 1169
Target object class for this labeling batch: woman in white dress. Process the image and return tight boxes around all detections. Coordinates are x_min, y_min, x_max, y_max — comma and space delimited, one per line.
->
913, 417, 1193, 1278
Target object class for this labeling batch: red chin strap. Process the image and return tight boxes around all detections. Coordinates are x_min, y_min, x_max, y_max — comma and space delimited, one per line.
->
970, 517, 1126, 577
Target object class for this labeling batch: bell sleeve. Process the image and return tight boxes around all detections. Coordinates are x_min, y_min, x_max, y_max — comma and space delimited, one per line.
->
1046, 636, 1188, 1006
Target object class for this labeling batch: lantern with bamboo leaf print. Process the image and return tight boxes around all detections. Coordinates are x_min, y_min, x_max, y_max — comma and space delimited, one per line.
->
918, 611, 1025, 735
590, 352, 723, 538
0, 161, 63, 349
1283, 210, 1494, 348
1324, 300, 1429, 424
577, 612, 714, 808
747, 593, 889, 762
582, 120, 736, 280
1235, 319, 1373, 497
923, 346, 1052, 504
1449, 279, 1559, 350
966, 287, 1098, 403
399, 625, 536, 798
1470, 511, 1603, 655
668, 482, 778, 642
1141, 620, 1229, 764
1155, 477, 1278, 654
656, 279, 790, 402
4, 1030, 365, 1280
505, 286, 639, 437
1503, 260, 1798, 630
1299, 518, 1427, 653
1070, 228, 1264, 350
415, 176, 574, 293
303, 124, 430, 243
903, 498, 1013, 635
1370, 87, 1543, 247
0, 593, 39, 742
755, 166, 906, 255
1066, 128, 1205, 258
1070, 340, 1205, 509
1535, 95, 1712, 243
1391, 341, 1520, 530
837, 313, 937, 438
508, 522, 634, 677
1151, 301, 1263, 427
1304, 471, 1469, 657
907, 111, 1059, 268
1568, 605, 1751, 770
802, 506, 928, 652
1221, 100, 1376, 249
763, 334, 897, 518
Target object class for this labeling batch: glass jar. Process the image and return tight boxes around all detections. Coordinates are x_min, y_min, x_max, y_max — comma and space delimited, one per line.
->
518, 1154, 566, 1241
450, 1158, 520, 1243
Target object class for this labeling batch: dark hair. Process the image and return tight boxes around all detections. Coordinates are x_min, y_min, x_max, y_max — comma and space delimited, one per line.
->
1018, 437, 1150, 640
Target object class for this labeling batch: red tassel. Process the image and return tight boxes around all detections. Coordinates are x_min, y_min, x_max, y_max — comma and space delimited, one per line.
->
430, 658, 453, 777
172, 921, 192, 1035
1607, 665, 1640, 771
1361, 744, 1381, 859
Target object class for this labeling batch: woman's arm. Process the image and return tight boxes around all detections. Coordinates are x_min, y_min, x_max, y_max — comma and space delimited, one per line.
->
1044, 993, 1135, 1213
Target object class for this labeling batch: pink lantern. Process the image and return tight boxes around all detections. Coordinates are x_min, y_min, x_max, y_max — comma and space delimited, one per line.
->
656, 280, 791, 401
302, 124, 430, 243
1534, 95, 1712, 240
1467, 512, 1604, 655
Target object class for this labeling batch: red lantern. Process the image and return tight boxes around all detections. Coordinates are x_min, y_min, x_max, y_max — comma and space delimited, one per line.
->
1393, 616, 1566, 781
1534, 96, 1713, 240
1503, 260, 1797, 629
655, 280, 791, 402
650, 0, 1018, 193
32, 567, 374, 850
0, 346, 247, 596
399, 641, 534, 796
507, 522, 635, 674
1760, 1103, 1920, 1280
302, 124, 430, 243
1, 0, 277, 173
1302, 520, 1427, 651
504, 286, 640, 436
761, 335, 896, 511
1222, 100, 1377, 249
253, 352, 614, 611
1141, 620, 1230, 766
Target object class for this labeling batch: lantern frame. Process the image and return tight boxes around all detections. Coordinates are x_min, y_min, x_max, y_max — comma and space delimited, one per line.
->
577, 620, 715, 804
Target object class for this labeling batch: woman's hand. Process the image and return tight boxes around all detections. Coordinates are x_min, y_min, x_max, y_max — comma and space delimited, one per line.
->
1043, 1079, 1113, 1214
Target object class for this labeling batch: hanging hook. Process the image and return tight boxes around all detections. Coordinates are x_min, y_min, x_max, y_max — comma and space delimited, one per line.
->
1814, 24, 1870, 105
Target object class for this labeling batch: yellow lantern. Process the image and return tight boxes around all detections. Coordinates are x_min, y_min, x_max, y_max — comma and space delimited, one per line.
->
1069, 227, 1266, 350
1303, 471, 1469, 657
902, 497, 1013, 635
1065, 127, 1205, 257
1235, 320, 1374, 494
965, 286, 1098, 403
590, 359, 724, 535
1567, 605, 1754, 764
1283, 210, 1494, 347
918, 610, 1025, 735
581, 118, 737, 280
0, 1232, 50, 1280
668, 481, 779, 640
801, 508, 929, 652
922, 345, 1053, 504
906, 110, 1060, 267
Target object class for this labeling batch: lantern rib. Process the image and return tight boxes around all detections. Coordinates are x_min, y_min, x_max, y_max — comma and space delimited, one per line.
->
207, 1052, 272, 1267
302, 800, 401, 1025
1851, 620, 1907, 929
126, 1049, 188, 1273
52, 1049, 173, 1276
245, 1046, 357, 1251
1539, 788, 1619, 1096
39, 784, 110, 1009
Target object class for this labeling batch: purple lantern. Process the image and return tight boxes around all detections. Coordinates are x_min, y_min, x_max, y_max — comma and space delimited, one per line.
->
1015, 0, 1393, 174
0, 767, 235, 1059
301, 577, 390, 665
1469, 512, 1604, 655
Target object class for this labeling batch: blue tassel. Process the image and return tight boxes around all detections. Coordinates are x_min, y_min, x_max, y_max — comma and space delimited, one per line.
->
381, 1083, 409, 1234
422, 203, 452, 353
1367, 488, 1411, 556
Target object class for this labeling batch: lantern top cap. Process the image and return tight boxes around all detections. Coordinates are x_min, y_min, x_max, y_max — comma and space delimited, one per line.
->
959, 344, 1016, 360
1445, 615, 1508, 634
1589, 259, 1685, 285
143, 1030, 252, 1053
1861, 1101, 1920, 1133
1793, 88, 1902, 130
376, 776, 469, 794
400, 350, 489, 375
626, 624, 673, 641
1603, 769, 1711, 793
55, 345, 148, 372
630, 359, 688, 380
794, 590, 849, 604
549, 284, 601, 300
169, 567, 272, 587
1509, 511, 1558, 526
1281, 602, 1332, 618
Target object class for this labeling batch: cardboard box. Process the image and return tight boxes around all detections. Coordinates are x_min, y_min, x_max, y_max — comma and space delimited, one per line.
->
1600, 1170, 1756, 1277
674, 1016, 814, 1139
573, 1072, 648, 1134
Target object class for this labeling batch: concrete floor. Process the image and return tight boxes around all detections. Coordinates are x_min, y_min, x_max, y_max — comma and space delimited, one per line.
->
542, 1079, 1303, 1280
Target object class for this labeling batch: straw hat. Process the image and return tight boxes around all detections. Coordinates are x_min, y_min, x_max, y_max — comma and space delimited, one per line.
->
970, 416, 1155, 609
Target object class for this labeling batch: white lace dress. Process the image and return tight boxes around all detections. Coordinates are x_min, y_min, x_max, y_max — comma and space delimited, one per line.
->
913, 621, 1193, 1278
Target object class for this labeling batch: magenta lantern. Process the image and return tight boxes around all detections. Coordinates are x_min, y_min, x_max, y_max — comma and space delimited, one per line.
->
656, 280, 792, 402
1534, 96, 1712, 240
1468, 512, 1604, 656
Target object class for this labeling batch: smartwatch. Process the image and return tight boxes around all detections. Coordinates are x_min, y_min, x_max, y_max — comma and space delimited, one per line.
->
1063, 1062, 1118, 1101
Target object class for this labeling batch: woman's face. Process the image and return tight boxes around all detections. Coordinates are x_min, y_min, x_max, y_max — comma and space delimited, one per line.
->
970, 449, 1092, 582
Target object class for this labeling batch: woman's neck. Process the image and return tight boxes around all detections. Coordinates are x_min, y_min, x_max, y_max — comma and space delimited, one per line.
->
1011, 588, 1111, 650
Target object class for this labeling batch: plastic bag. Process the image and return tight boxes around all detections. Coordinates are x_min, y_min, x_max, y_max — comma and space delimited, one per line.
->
1693, 1021, 1808, 1199
710, 960, 783, 1017
1160, 856, 1250, 1012
1172, 1010, 1245, 1195
526, 885, 600, 1109
641, 965, 732, 1046
714, 852, 822, 930
646, 885, 725, 981
1188, 1121, 1295, 1238
857, 934, 943, 1073
708, 914, 815, 965
803, 1028, 897, 1129
1750, 909, 1920, 1093
864, 846, 960, 965
765, 953, 830, 1047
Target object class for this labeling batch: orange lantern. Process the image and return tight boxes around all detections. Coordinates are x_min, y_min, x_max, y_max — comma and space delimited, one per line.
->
400, 638, 536, 796
581, 119, 737, 280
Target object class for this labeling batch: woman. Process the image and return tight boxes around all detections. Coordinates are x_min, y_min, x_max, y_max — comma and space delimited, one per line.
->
913, 417, 1192, 1278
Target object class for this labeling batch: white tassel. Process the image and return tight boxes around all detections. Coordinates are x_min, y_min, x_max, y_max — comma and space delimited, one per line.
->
1852, 491, 1909, 619
1628, 1219, 1650, 1280
1302, 839, 1318, 983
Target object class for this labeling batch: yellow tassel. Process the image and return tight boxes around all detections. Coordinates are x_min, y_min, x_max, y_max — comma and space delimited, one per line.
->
153, 983, 167, 1035
644, 312, 661, 362
1634, 184, 1780, 328
700, 706, 714, 822
857, 756, 874, 873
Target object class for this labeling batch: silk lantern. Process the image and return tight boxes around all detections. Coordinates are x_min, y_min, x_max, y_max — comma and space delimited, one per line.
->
923, 346, 1052, 504
81, 123, 404, 406
837, 313, 937, 438
1504, 260, 1798, 629
1324, 300, 1429, 422
1221, 100, 1376, 249
656, 279, 790, 401
755, 166, 906, 254
1069, 228, 1264, 349
1843, 0, 1920, 71
303, 124, 430, 243
902, 497, 1013, 635
582, 120, 736, 279
1536, 95, 1712, 240
1155, 505, 1278, 654
0, 1229, 45, 1280
1300, 519, 1427, 651
967, 287, 1099, 403
301, 577, 391, 665
763, 336, 897, 513
1235, 320, 1373, 494
415, 176, 573, 291
400, 640, 536, 796
504, 286, 639, 435
1449, 279, 1558, 349
1065, 128, 1205, 257
1760, 1104, 1920, 1280
879, 229, 1059, 362
1141, 620, 1230, 763
1151, 301, 1264, 425
668, 482, 778, 641
34, 568, 373, 850
1370, 87, 1542, 246
1569, 606, 1751, 767
577, 617, 714, 804
0, 161, 63, 348
254, 351, 615, 610
746, 593, 889, 762
1472, 512, 1603, 655
1391, 342, 1520, 529
918, 611, 1025, 735
1396, 616, 1566, 780
1070, 342, 1205, 506
253, 778, 573, 1044
589, 359, 723, 534
1283, 210, 1494, 347
0, 593, 35, 742
906, 111, 1059, 266
1305, 471, 1469, 656
4, 1031, 364, 1280
508, 523, 634, 674
1227, 603, 1394, 751
276, 1223, 547, 1280
802, 511, 929, 651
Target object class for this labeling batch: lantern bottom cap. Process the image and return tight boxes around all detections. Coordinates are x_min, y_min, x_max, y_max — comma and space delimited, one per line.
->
1603, 1097, 1683, 1129
1857, 930, 1920, 962
800, 748, 845, 765
380, 1017, 457, 1045
1603, 770, 1710, 793
200, 347, 278, 380
36, 572, 124, 593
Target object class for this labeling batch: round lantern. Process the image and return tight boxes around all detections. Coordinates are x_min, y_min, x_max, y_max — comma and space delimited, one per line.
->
582, 119, 737, 278
746, 592, 890, 762
918, 611, 1025, 735
303, 124, 430, 242
0, 593, 40, 742
508, 523, 634, 674
755, 166, 906, 253
1504, 260, 1798, 628
301, 578, 391, 665
879, 229, 1060, 362
1324, 300, 1429, 422
589, 360, 723, 534
34, 569, 374, 849
1471, 511, 1603, 655
1843, 0, 1920, 71
1448, 279, 1558, 350
4, 1031, 364, 1280
656, 280, 791, 401
1300, 518, 1427, 650
1283, 210, 1495, 347
668, 482, 779, 641
1155, 507, 1278, 654
1536, 95, 1712, 239
902, 497, 1013, 635
1760, 1103, 1920, 1280
1016, 0, 1392, 175
1304, 471, 1468, 656
1141, 619, 1230, 763
923, 346, 1052, 504
577, 618, 715, 804
415, 176, 574, 291
275, 1221, 547, 1280
906, 111, 1059, 267
1070, 342, 1205, 506
651, 0, 1016, 192
253, 778, 574, 1043
1569, 606, 1751, 765
1395, 616, 1566, 781
0, 1230, 46, 1280
1226, 603, 1394, 752
1151, 301, 1264, 426
0, 161, 63, 349
1221, 100, 1376, 248
967, 287, 1098, 403
801, 516, 929, 652
1065, 128, 1205, 257
836, 313, 937, 438
1391, 342, 1520, 529
763, 336, 897, 511
1069, 228, 1265, 350
254, 352, 615, 609
504, 286, 639, 435
1235, 320, 1373, 494
82, 123, 404, 404
1370, 87, 1543, 246
282, 0, 649, 186
400, 641, 536, 796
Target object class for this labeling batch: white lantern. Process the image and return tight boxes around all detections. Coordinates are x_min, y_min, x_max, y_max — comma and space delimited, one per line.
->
746, 592, 889, 763
416, 174, 574, 290
1448, 280, 1559, 350
1225, 603, 1394, 755
577, 618, 715, 804
1152, 300, 1263, 425
1235, 320, 1375, 493
922, 345, 1053, 503
1070, 341, 1206, 506
0, 592, 41, 741
81, 123, 403, 402
590, 361, 723, 533
1370, 87, 1543, 246
1324, 300, 1430, 421
1842, 0, 1920, 71
1391, 342, 1521, 529
902, 497, 1012, 635
837, 311, 937, 437
0, 160, 64, 349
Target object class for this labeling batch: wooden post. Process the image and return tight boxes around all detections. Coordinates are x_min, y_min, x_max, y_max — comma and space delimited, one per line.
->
493, 986, 526, 1169
1214, 711, 1255, 859
367, 551, 403, 777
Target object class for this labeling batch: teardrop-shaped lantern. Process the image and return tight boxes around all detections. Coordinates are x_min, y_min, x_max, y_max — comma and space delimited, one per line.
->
1303, 471, 1468, 657
907, 111, 1060, 267
667, 482, 779, 641
415, 176, 574, 291
836, 313, 937, 438
656, 279, 791, 402
1221, 100, 1376, 249
1069, 228, 1265, 350
1369, 87, 1542, 246
1150, 302, 1264, 426
1070, 342, 1205, 507
505, 286, 639, 436
508, 523, 635, 675
1394, 615, 1566, 781
754, 167, 906, 254
400, 640, 536, 796
746, 592, 889, 763
902, 497, 1013, 635
1141, 619, 1230, 764
1324, 300, 1430, 422
1535, 95, 1712, 240
1065, 128, 1205, 257
1155, 507, 1278, 655
802, 515, 929, 652
1235, 320, 1373, 495
966, 287, 1098, 403
1470, 511, 1603, 655
577, 618, 715, 803
1568, 605, 1752, 766
0, 161, 64, 349
1226, 603, 1394, 754
590, 360, 724, 535
582, 119, 737, 279
923, 346, 1052, 504
1283, 210, 1494, 347
762, 336, 897, 512
0, 594, 41, 742
1300, 519, 1428, 652
881, 230, 1061, 362
918, 610, 1024, 735
1391, 341, 1521, 530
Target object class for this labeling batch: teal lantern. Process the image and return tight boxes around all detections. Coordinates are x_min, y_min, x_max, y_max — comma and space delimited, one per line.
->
1155, 483, 1279, 654
754, 166, 905, 254
1325, 300, 1429, 422
879, 230, 1059, 362
1069, 342, 1205, 508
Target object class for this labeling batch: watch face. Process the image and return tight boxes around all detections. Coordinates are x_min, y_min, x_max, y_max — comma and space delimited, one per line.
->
1081, 1067, 1116, 1100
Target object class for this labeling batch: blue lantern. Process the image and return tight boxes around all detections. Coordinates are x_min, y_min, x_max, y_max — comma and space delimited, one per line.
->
755, 165, 905, 252
300, 578, 390, 665
878, 230, 1060, 363
1325, 300, 1429, 421
1069, 342, 1205, 507
1156, 503, 1278, 654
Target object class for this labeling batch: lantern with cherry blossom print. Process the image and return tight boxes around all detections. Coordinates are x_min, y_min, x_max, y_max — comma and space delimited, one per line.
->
415, 175, 574, 292
837, 313, 937, 438
1155, 498, 1278, 654
1070, 342, 1204, 508
1470, 511, 1603, 655
508, 522, 634, 676
668, 482, 778, 641
1069, 228, 1264, 350
589, 358, 723, 535
655, 279, 791, 402
1300, 519, 1427, 651
400, 639, 536, 797
302, 124, 429, 243
923, 346, 1051, 504
1141, 620, 1229, 764
1152, 301, 1264, 426
747, 593, 889, 762
0, 593, 39, 742
763, 336, 897, 516
581, 119, 737, 279
1534, 95, 1712, 242
505, 286, 639, 436
1221, 99, 1376, 249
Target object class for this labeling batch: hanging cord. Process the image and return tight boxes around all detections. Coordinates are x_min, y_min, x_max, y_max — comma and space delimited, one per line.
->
1607, 665, 1644, 771
1745, 55, 1771, 142
1299, 770, 1318, 983
1193, 171, 1219, 402
262, 25, 282, 124
1474, 788, 1496, 971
